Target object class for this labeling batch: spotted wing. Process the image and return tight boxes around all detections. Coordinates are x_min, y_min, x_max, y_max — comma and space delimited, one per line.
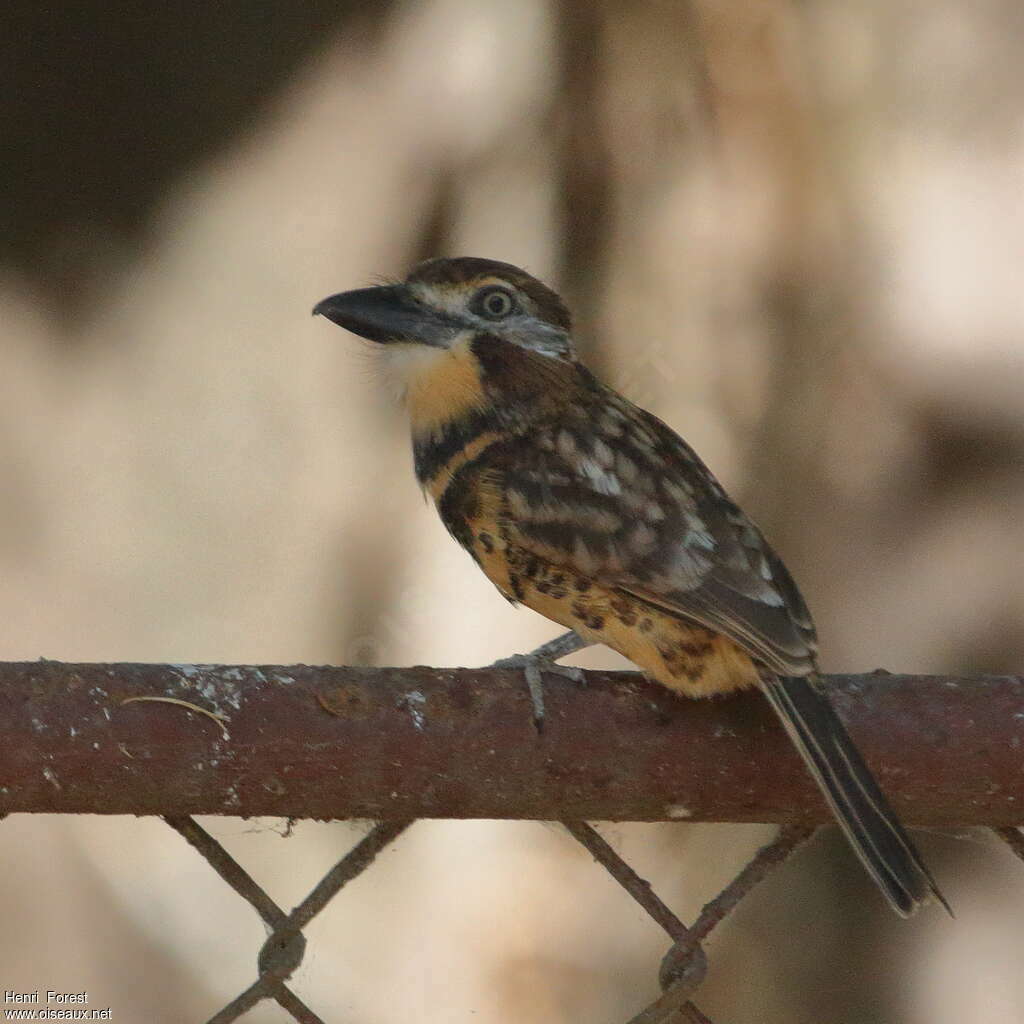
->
498, 389, 818, 676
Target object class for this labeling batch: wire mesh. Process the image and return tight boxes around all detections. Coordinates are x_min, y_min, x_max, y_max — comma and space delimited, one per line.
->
111, 815, 1023, 1023
155, 814, 811, 1023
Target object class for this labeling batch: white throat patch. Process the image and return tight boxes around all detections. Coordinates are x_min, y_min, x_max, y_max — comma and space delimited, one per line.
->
375, 343, 450, 402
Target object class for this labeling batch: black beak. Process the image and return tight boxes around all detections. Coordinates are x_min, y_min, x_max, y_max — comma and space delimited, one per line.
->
313, 284, 452, 346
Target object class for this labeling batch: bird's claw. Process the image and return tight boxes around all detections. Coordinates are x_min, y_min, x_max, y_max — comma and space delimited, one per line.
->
492, 652, 586, 731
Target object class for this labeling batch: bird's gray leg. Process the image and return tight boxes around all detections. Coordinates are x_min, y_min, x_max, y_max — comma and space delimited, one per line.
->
491, 630, 593, 729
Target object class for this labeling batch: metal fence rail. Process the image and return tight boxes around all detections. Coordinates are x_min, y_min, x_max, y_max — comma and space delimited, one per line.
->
3, 661, 1023, 1022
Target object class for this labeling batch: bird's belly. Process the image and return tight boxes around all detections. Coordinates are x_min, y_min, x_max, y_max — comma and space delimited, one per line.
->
500, 544, 760, 699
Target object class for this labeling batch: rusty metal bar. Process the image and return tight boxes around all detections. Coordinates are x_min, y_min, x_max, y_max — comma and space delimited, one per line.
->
1, 661, 1021, 824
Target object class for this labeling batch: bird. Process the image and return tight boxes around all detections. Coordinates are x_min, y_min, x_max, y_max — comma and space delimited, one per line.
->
313, 255, 949, 917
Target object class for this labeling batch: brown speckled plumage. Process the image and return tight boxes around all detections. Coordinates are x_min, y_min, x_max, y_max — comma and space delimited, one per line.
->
315, 256, 948, 918
416, 334, 812, 697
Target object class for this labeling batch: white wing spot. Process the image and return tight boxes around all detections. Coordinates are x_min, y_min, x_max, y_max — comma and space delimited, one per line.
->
593, 438, 615, 468
578, 457, 622, 496
683, 512, 716, 550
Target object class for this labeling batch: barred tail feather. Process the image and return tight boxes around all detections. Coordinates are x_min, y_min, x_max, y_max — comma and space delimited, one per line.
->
760, 673, 950, 917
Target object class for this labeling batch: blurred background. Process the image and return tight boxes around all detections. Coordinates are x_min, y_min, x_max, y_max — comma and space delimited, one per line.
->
2, 1, 1024, 1021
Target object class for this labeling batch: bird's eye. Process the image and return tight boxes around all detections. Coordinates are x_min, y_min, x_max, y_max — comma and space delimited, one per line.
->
472, 286, 516, 320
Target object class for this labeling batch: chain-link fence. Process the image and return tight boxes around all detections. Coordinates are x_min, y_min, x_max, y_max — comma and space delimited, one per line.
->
3, 661, 1022, 1022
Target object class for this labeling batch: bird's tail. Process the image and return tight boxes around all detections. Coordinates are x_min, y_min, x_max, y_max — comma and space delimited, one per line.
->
759, 672, 950, 917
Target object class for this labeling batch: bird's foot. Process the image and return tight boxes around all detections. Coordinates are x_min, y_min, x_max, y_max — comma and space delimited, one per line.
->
492, 631, 590, 731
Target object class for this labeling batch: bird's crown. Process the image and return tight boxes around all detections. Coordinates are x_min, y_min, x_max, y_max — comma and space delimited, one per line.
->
405, 257, 572, 333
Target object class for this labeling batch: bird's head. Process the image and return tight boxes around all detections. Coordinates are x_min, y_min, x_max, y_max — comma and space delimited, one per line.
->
314, 257, 580, 436
314, 256, 574, 359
